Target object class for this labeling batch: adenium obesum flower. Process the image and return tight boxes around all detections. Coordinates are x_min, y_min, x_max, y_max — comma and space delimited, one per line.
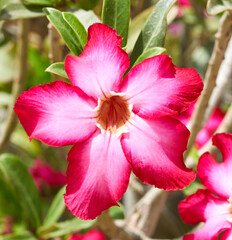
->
175, 104, 225, 149
29, 159, 66, 190
179, 133, 232, 239
14, 23, 203, 220
68, 230, 105, 240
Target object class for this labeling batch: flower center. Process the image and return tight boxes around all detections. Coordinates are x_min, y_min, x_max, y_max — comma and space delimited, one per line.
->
95, 94, 131, 134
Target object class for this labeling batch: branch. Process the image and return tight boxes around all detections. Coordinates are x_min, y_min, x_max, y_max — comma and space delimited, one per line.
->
184, 10, 232, 159
0, 19, 29, 152
125, 188, 168, 237
204, 37, 232, 121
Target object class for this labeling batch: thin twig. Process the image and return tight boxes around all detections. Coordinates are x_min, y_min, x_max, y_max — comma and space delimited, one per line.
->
184, 11, 232, 159
0, 19, 29, 152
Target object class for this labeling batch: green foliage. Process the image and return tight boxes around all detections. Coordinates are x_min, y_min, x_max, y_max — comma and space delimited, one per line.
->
132, 47, 166, 67
130, 0, 175, 66
0, 154, 42, 228
45, 62, 68, 79
23, 0, 54, 6
0, 232, 37, 240
38, 218, 96, 238
63, 12, 88, 48
0, 2, 44, 20
207, 0, 232, 15
27, 47, 53, 88
109, 203, 125, 219
77, 0, 99, 10
102, 0, 130, 47
73, 9, 101, 30
43, 186, 66, 226
43, 8, 86, 56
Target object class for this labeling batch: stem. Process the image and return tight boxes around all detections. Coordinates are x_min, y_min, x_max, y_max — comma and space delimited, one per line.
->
126, 188, 168, 237
204, 37, 232, 121
48, 23, 64, 81
0, 19, 29, 153
184, 11, 232, 159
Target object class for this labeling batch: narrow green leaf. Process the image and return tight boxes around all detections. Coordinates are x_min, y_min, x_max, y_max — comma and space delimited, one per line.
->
0, 232, 37, 240
43, 186, 66, 226
45, 62, 68, 79
43, 8, 83, 56
130, 0, 175, 66
0, 154, 42, 228
0, 3, 44, 20
63, 12, 87, 49
132, 47, 166, 67
38, 218, 95, 238
23, 0, 54, 6
102, 0, 130, 47
207, 0, 232, 15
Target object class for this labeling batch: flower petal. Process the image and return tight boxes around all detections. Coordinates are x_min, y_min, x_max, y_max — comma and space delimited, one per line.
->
65, 23, 130, 99
121, 115, 195, 190
14, 81, 97, 147
64, 131, 131, 220
179, 189, 231, 240
121, 55, 203, 118
183, 219, 230, 240
197, 133, 232, 199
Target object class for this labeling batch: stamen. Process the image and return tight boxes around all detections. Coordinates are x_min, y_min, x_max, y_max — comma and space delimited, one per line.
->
95, 93, 131, 134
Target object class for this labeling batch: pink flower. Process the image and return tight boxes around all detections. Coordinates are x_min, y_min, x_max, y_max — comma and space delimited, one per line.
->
178, 133, 232, 240
14, 23, 203, 220
176, 104, 225, 148
68, 230, 105, 240
29, 159, 66, 190
179, 0, 191, 7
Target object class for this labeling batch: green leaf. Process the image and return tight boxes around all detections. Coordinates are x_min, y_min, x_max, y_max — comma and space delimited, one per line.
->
130, 0, 175, 66
207, 0, 232, 15
77, 0, 99, 10
43, 8, 84, 56
102, 0, 130, 47
38, 218, 95, 238
63, 12, 87, 49
23, 0, 54, 6
109, 202, 125, 219
0, 3, 44, 20
0, 154, 42, 228
45, 62, 68, 79
132, 47, 166, 67
0, 232, 37, 240
43, 186, 66, 226
73, 9, 101, 30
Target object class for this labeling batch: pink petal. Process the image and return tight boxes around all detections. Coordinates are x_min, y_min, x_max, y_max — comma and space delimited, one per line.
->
14, 81, 97, 147
82, 230, 106, 240
120, 55, 203, 118
183, 219, 230, 240
196, 107, 225, 148
121, 115, 195, 190
65, 23, 130, 99
197, 133, 232, 199
64, 131, 131, 220
68, 230, 105, 240
30, 159, 66, 190
179, 189, 231, 240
